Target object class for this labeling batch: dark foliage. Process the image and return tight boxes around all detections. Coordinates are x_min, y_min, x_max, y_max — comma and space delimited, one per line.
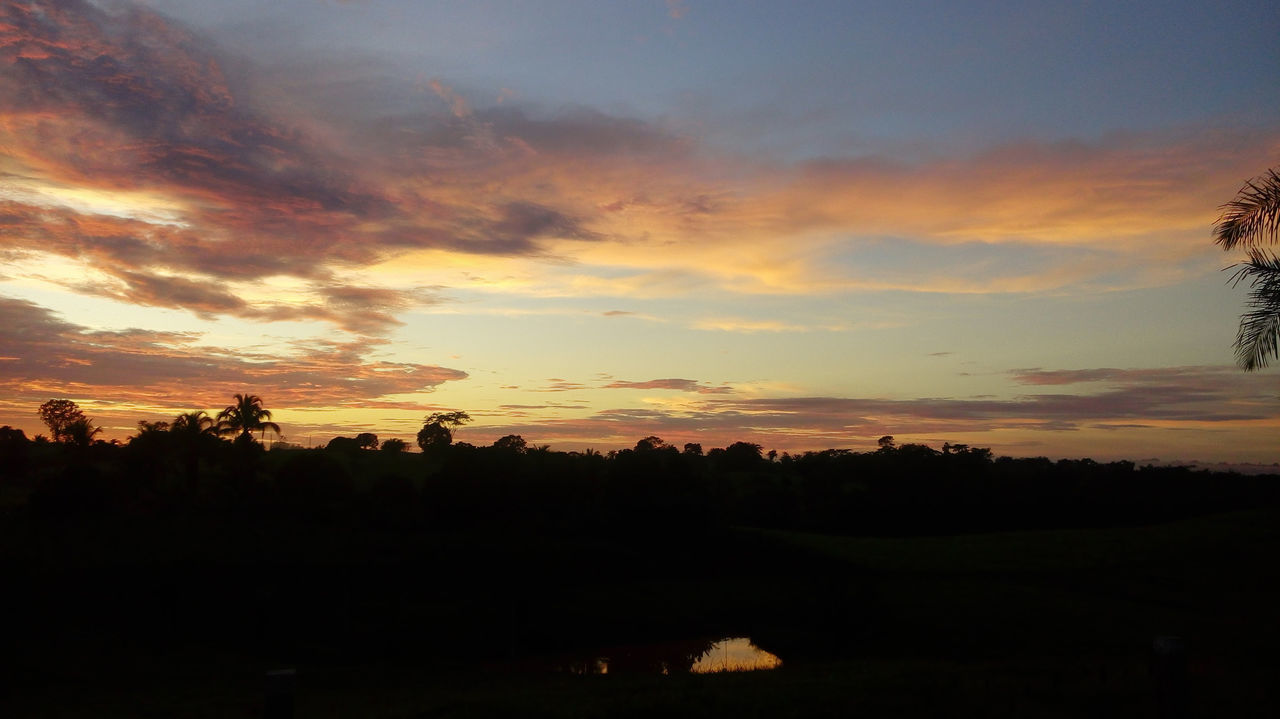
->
7, 427, 1279, 536
37, 398, 86, 443
3, 410, 1278, 700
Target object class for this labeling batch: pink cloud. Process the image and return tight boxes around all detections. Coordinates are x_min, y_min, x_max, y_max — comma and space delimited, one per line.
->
470, 365, 1280, 456
6, 0, 1274, 337
0, 295, 467, 422
427, 78, 472, 119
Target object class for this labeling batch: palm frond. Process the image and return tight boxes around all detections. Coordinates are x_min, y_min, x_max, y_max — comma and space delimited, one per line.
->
1214, 168, 1280, 250
1228, 249, 1280, 370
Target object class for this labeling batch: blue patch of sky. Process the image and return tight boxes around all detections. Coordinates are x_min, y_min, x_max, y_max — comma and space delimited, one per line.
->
151, 1, 1279, 148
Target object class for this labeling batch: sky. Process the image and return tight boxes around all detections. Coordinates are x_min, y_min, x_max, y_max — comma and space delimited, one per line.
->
1, 0, 1278, 463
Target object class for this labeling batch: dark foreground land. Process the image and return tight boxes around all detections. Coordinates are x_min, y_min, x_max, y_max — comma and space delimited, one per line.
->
1, 439, 1278, 716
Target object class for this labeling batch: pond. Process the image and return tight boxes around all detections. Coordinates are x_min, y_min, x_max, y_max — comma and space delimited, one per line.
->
556, 637, 782, 675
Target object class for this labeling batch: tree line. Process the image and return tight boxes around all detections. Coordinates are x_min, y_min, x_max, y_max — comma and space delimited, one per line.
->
2, 395, 1276, 537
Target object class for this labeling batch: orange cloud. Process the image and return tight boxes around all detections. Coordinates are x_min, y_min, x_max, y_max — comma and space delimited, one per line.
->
3, 0, 1278, 341
0, 295, 467, 421
602, 378, 732, 394
470, 365, 1280, 460
427, 78, 472, 119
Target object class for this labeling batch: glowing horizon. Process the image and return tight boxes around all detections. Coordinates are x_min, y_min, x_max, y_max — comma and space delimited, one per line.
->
2, 0, 1278, 463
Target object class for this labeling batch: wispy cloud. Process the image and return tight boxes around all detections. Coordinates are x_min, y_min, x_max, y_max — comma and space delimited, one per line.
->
1009, 366, 1230, 387
3, 0, 1272, 341
427, 78, 472, 119
473, 365, 1280, 457
602, 378, 732, 394
3, 0, 1277, 465
534, 378, 591, 392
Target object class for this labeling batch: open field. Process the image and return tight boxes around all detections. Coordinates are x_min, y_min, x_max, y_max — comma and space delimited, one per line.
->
5, 507, 1277, 717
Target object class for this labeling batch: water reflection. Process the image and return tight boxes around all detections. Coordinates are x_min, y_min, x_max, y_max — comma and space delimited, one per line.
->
692, 637, 783, 673
559, 637, 781, 675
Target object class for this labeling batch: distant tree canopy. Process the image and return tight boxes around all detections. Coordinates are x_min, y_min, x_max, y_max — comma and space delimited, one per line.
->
11, 393, 1280, 539
492, 434, 528, 452
327, 433, 380, 452
417, 411, 470, 453
0, 425, 28, 446
723, 441, 764, 469
326, 436, 358, 452
38, 399, 87, 443
634, 435, 669, 452
63, 417, 102, 448
136, 420, 170, 436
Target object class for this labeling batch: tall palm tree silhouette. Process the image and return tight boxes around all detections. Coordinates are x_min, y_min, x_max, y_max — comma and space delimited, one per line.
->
1215, 168, 1280, 370
216, 394, 281, 443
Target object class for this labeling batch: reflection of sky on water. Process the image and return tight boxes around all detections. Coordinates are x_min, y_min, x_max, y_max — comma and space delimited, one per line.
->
559, 637, 782, 675
691, 637, 783, 674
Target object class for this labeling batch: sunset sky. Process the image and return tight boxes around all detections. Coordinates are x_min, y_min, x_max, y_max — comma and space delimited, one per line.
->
2, 0, 1278, 463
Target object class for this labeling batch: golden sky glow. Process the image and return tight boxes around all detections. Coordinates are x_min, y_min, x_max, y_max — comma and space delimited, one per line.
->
2, 0, 1278, 464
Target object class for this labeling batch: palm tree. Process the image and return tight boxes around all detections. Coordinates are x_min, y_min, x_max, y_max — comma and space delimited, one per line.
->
172, 410, 217, 438
1214, 168, 1280, 370
172, 410, 220, 492
1226, 251, 1280, 370
216, 394, 281, 443
63, 417, 102, 448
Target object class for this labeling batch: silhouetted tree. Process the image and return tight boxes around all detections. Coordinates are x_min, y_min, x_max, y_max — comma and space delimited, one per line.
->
416, 423, 450, 452
0, 426, 31, 477
38, 399, 87, 443
634, 435, 668, 452
171, 410, 218, 441
170, 411, 220, 492
216, 394, 280, 443
492, 434, 528, 452
126, 419, 184, 492
721, 441, 764, 471
1215, 167, 1280, 369
380, 438, 407, 453
876, 435, 896, 451
416, 411, 470, 453
63, 417, 102, 448
326, 436, 360, 452
0, 426, 29, 444
683, 442, 703, 456
328, 433, 380, 452
135, 420, 171, 436
0, 426, 28, 444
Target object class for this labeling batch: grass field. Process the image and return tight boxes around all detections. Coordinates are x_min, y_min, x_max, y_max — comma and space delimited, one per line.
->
6, 508, 1278, 717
